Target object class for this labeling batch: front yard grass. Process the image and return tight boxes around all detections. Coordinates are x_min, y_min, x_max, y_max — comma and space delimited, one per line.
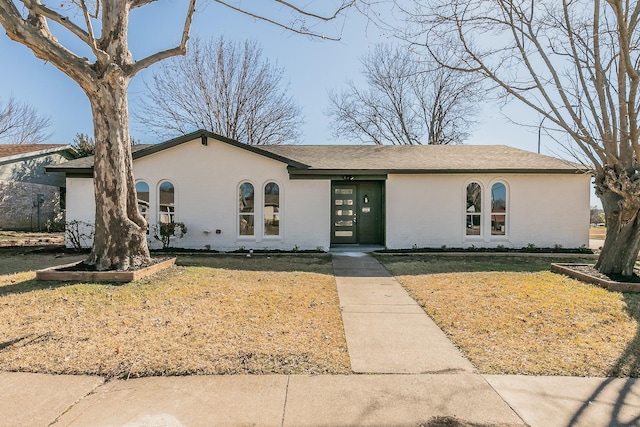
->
378, 254, 640, 377
0, 254, 349, 378
0, 231, 64, 247
3, 249, 638, 379
0, 248, 86, 275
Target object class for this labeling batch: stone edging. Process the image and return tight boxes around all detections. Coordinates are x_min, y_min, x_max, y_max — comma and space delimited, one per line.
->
550, 263, 640, 293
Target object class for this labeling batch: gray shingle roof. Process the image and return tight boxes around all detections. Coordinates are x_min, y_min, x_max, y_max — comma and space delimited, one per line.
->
46, 130, 589, 176
260, 144, 586, 173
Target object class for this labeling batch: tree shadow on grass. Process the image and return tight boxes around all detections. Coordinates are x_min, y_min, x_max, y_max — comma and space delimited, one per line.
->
375, 254, 598, 275
0, 249, 87, 276
175, 254, 334, 274
0, 333, 52, 352
568, 292, 640, 426
0, 277, 83, 297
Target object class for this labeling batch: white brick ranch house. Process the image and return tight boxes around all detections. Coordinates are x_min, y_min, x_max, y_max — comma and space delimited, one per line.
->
48, 130, 591, 251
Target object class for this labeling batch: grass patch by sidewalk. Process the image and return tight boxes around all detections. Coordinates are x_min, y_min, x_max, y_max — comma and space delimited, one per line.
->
0, 254, 349, 378
378, 254, 640, 377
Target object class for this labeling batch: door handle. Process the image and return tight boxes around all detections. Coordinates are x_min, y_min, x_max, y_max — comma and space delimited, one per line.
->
353, 215, 357, 223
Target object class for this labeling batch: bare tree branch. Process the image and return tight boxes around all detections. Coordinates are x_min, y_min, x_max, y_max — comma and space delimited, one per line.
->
78, 0, 102, 59
212, 0, 354, 40
0, 0, 95, 87
328, 43, 482, 145
0, 96, 52, 144
128, 0, 197, 76
134, 36, 302, 145
21, 0, 92, 45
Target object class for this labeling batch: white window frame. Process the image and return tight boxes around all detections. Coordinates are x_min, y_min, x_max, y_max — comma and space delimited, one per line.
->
238, 180, 256, 238
489, 180, 509, 239
157, 180, 176, 224
135, 179, 150, 223
464, 180, 484, 240
263, 180, 282, 239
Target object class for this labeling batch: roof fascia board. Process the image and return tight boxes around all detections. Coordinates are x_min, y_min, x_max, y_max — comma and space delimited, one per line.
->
289, 173, 388, 181
288, 168, 590, 176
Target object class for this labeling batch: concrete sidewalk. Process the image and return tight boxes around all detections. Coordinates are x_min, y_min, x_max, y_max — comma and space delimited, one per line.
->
1, 371, 639, 426
1, 252, 639, 426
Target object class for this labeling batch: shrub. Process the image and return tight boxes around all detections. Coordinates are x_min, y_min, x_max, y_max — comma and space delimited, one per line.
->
65, 220, 95, 250
152, 222, 187, 249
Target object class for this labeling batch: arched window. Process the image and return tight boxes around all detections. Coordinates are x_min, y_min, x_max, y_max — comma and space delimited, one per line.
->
264, 182, 280, 236
238, 182, 255, 236
491, 182, 507, 236
158, 181, 175, 223
135, 181, 150, 222
466, 182, 482, 236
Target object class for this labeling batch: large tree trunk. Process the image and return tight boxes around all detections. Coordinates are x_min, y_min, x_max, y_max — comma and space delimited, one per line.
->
594, 172, 640, 277
86, 74, 150, 271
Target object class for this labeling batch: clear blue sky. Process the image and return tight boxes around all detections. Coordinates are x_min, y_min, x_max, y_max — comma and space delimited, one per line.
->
0, 1, 598, 205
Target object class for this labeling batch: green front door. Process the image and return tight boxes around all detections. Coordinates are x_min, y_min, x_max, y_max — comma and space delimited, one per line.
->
331, 182, 384, 245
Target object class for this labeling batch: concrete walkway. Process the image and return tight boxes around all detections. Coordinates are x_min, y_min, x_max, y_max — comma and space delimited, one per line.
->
332, 252, 474, 374
2, 252, 640, 426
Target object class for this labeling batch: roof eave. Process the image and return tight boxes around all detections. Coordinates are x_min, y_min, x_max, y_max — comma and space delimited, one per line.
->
287, 167, 591, 177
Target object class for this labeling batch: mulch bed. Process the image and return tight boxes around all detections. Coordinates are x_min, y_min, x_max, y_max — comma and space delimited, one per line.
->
551, 263, 640, 292
568, 264, 640, 284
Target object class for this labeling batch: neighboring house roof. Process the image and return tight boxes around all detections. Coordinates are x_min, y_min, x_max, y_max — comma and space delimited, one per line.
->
47, 129, 590, 177
49, 144, 153, 172
0, 144, 77, 163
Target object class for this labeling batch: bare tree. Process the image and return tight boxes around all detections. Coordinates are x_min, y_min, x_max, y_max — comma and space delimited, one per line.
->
0, 96, 52, 144
0, 1, 353, 271
328, 43, 481, 145
135, 37, 302, 145
397, 0, 640, 276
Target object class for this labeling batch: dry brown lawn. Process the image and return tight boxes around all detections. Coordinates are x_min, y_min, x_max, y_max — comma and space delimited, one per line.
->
0, 231, 64, 247
0, 254, 349, 378
4, 248, 639, 379
590, 226, 606, 240
379, 255, 640, 377
0, 249, 86, 275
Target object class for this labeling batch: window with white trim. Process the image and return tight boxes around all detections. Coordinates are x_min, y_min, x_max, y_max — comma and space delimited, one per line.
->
466, 182, 482, 236
158, 181, 175, 223
264, 182, 280, 236
135, 181, 150, 222
239, 182, 255, 236
491, 182, 507, 236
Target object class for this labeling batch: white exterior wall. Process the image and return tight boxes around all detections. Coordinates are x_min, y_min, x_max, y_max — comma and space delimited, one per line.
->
64, 139, 590, 251
65, 176, 96, 247
66, 138, 331, 251
385, 173, 590, 249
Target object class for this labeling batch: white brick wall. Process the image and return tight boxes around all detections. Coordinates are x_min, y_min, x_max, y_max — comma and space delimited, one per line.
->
67, 138, 331, 251
65, 137, 590, 251
385, 173, 590, 249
